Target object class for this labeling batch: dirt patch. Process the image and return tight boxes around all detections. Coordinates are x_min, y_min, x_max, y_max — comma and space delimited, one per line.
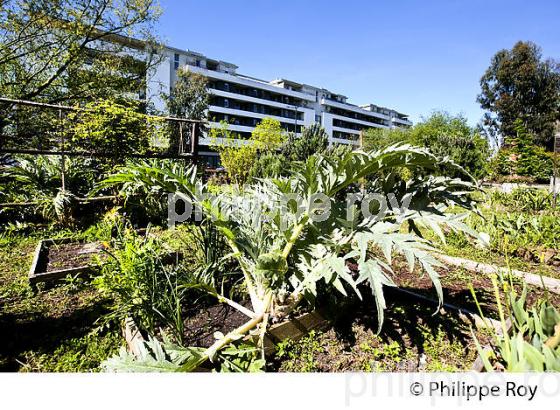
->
349, 259, 560, 318
182, 302, 252, 348
43, 242, 105, 273
270, 294, 489, 372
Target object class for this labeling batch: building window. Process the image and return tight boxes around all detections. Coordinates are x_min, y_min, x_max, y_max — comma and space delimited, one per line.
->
223, 98, 229, 108
315, 115, 321, 123
174, 53, 180, 70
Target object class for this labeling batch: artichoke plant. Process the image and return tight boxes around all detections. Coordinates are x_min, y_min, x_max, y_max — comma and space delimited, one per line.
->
100, 144, 482, 371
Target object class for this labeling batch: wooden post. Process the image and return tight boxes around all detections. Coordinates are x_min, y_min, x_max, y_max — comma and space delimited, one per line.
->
178, 121, 184, 155
191, 122, 198, 158
59, 107, 66, 192
553, 123, 560, 208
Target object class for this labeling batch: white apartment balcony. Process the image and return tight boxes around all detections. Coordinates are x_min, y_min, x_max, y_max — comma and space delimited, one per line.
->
331, 137, 359, 146
187, 66, 316, 102
208, 121, 256, 134
209, 88, 309, 112
391, 117, 413, 126
201, 121, 302, 146
330, 113, 387, 129
332, 126, 361, 135
321, 98, 390, 121
208, 105, 302, 126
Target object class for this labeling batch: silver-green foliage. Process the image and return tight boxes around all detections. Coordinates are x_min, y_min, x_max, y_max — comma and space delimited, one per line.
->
100, 144, 481, 370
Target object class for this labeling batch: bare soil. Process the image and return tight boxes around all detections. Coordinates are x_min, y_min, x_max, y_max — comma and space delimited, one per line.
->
42, 242, 105, 273
182, 302, 252, 348
388, 260, 560, 315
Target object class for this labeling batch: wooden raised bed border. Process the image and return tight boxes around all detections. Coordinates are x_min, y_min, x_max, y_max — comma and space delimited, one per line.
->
434, 254, 560, 295
122, 286, 502, 372
28, 237, 103, 288
122, 309, 329, 369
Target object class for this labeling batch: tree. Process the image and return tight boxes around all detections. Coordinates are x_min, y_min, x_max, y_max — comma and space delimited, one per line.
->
210, 118, 286, 184
0, 0, 162, 105
281, 123, 329, 162
209, 121, 257, 185
250, 117, 285, 152
249, 124, 329, 180
478, 41, 560, 150
411, 112, 490, 179
165, 71, 208, 120
0, 0, 162, 153
363, 111, 490, 179
164, 70, 209, 154
362, 127, 410, 151
489, 120, 553, 183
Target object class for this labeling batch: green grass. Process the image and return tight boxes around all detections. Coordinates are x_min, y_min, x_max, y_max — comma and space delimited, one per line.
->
0, 229, 121, 372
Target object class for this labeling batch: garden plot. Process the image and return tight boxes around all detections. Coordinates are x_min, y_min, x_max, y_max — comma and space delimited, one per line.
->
270, 293, 490, 372
28, 238, 106, 286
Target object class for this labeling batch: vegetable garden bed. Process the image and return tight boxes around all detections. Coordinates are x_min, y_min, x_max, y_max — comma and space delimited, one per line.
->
28, 238, 105, 286
120, 277, 506, 372
123, 307, 329, 370
269, 288, 498, 372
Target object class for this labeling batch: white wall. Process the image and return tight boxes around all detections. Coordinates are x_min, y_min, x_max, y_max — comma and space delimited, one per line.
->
146, 53, 171, 112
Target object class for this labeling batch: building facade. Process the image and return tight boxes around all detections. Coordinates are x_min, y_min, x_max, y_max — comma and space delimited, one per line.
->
147, 45, 412, 164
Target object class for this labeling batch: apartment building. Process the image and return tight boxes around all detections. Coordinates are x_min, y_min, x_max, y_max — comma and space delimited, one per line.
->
147, 45, 412, 164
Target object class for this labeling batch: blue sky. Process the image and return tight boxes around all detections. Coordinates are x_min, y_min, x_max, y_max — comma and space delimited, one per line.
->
157, 0, 560, 125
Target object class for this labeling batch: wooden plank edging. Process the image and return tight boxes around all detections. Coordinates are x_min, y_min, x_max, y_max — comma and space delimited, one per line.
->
435, 254, 560, 295
122, 310, 329, 363
28, 237, 104, 286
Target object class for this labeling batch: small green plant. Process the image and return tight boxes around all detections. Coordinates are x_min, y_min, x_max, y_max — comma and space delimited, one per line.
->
20, 331, 122, 372
488, 188, 554, 213
94, 227, 189, 344
275, 330, 323, 372
472, 276, 560, 371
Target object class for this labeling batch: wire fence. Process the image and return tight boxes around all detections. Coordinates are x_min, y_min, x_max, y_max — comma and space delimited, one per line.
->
0, 96, 204, 159
0, 97, 206, 210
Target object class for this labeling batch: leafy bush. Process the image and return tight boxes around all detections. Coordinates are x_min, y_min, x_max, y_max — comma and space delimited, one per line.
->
280, 123, 329, 162
469, 213, 559, 252
488, 188, 553, 213
101, 144, 482, 371
363, 111, 490, 179
247, 152, 285, 180
1, 155, 99, 224
210, 118, 288, 184
69, 99, 160, 157
249, 124, 332, 180
94, 229, 191, 344
489, 120, 554, 183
